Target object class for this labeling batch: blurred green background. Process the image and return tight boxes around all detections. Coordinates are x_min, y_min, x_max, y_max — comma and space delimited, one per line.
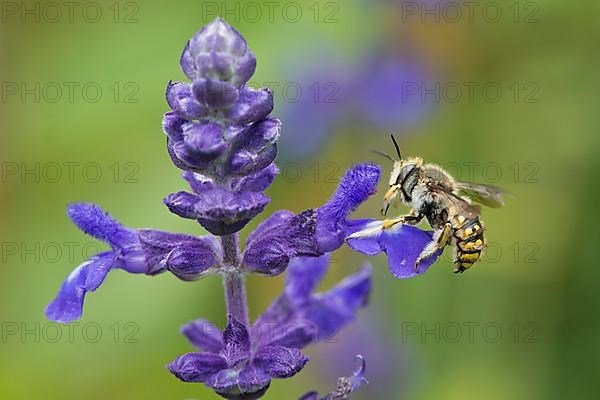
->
1, 0, 598, 399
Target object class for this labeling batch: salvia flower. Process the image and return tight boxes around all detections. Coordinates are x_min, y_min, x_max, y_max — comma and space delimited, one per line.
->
299, 355, 368, 400
45, 203, 220, 323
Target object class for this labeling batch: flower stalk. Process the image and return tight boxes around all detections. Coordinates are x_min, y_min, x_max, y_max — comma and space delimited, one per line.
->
221, 233, 249, 326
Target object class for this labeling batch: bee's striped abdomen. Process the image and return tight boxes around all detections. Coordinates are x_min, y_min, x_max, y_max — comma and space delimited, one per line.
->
451, 214, 485, 273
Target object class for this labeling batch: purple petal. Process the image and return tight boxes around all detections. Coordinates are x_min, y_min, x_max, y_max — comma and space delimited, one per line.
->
252, 296, 291, 330
221, 315, 251, 367
162, 112, 186, 140
138, 229, 220, 277
227, 118, 280, 176
45, 252, 114, 323
342, 219, 383, 256
238, 365, 271, 395
285, 255, 329, 302
182, 171, 215, 195
169, 139, 212, 170
303, 266, 372, 341
243, 210, 320, 276
166, 243, 219, 281
67, 203, 136, 249
254, 319, 317, 350
167, 137, 196, 171
226, 87, 274, 125
194, 187, 270, 235
253, 346, 309, 379
316, 164, 381, 252
163, 191, 201, 219
182, 121, 227, 161
182, 18, 256, 86
181, 319, 223, 353
245, 210, 294, 244
192, 78, 239, 109
347, 222, 440, 279
227, 144, 278, 177
168, 352, 227, 383
179, 40, 195, 81
166, 81, 206, 120
205, 369, 239, 394
232, 163, 279, 193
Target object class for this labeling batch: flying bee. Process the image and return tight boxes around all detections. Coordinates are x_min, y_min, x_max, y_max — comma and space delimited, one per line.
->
361, 135, 508, 273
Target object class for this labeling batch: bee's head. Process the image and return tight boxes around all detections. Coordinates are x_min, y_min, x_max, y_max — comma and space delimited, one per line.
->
383, 158, 423, 214
373, 135, 422, 215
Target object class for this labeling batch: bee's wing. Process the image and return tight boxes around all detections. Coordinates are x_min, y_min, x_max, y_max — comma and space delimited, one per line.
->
455, 181, 509, 208
427, 182, 482, 217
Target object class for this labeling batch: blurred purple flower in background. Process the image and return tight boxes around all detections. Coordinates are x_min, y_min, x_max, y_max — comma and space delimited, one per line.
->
277, 46, 435, 160
353, 54, 432, 130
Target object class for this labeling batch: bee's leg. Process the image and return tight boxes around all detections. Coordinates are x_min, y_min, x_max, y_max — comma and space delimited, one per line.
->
414, 222, 451, 272
381, 211, 423, 231
348, 212, 424, 240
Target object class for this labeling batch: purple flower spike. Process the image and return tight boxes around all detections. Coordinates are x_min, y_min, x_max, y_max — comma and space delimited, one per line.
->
163, 18, 279, 235
170, 315, 308, 399
345, 220, 442, 279
181, 18, 256, 86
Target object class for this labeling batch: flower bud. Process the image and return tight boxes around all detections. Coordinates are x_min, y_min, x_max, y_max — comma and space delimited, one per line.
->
180, 18, 256, 87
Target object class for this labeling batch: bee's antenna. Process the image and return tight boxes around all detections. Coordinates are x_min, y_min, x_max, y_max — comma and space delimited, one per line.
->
370, 149, 395, 162
390, 134, 402, 160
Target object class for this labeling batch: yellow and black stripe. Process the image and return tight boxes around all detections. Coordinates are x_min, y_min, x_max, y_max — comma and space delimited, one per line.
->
451, 214, 485, 273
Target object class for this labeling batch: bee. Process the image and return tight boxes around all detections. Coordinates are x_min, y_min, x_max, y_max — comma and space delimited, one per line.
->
365, 135, 508, 273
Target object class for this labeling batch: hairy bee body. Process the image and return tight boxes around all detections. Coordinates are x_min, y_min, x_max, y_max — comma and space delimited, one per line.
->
392, 161, 486, 272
